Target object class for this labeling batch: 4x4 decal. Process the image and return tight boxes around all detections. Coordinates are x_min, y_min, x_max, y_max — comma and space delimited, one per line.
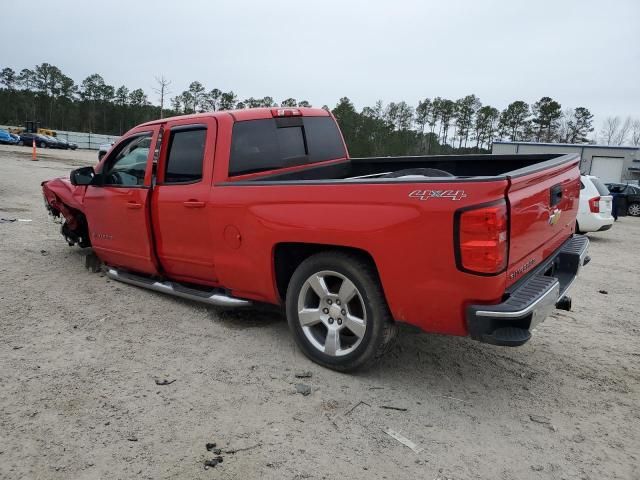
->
409, 189, 467, 201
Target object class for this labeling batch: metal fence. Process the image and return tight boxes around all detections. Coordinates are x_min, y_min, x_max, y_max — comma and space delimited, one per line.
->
0, 125, 120, 150
52, 130, 120, 150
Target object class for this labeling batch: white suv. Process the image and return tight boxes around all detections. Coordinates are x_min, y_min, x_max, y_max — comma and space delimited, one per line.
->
576, 175, 614, 233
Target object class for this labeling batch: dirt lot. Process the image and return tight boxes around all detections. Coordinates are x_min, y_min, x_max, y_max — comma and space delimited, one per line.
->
1, 144, 639, 480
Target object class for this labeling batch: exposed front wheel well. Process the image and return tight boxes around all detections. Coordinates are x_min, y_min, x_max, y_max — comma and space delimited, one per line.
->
273, 243, 380, 303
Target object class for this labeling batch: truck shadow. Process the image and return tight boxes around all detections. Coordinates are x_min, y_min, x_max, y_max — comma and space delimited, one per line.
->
209, 304, 286, 330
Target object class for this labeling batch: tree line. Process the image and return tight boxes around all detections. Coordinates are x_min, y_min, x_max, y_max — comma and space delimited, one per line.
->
1, 63, 637, 157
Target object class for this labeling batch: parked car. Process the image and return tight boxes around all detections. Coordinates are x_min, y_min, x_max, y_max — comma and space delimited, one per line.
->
42, 135, 64, 149
98, 141, 114, 160
576, 175, 613, 233
55, 138, 78, 150
0, 129, 19, 144
17, 132, 58, 148
42, 107, 589, 371
605, 183, 640, 217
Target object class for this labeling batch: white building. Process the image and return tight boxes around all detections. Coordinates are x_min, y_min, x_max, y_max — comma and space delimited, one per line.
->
492, 141, 640, 184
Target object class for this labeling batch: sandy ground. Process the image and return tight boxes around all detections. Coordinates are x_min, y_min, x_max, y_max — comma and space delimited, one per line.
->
1, 144, 639, 480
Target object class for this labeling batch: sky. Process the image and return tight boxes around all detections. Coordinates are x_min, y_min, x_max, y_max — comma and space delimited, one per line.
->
2, 0, 639, 128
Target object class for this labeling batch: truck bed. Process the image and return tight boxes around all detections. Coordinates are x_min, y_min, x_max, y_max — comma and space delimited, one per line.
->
230, 153, 571, 183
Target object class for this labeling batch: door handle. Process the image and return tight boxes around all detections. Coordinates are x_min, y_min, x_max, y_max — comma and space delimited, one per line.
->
127, 201, 143, 209
183, 200, 205, 208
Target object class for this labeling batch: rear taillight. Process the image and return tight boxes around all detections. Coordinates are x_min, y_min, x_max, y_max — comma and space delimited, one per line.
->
588, 196, 600, 213
455, 201, 508, 275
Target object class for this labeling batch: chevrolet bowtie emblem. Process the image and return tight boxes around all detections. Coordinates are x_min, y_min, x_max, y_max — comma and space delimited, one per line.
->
548, 208, 562, 225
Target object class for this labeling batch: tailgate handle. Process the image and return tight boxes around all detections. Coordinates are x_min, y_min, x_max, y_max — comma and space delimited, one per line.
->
550, 184, 563, 207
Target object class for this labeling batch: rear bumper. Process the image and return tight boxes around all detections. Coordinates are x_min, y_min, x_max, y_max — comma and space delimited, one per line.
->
466, 235, 589, 346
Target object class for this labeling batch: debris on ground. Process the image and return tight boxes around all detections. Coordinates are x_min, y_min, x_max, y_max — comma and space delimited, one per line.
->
0, 218, 31, 223
294, 371, 312, 378
204, 456, 223, 469
529, 414, 556, 431
205, 443, 221, 455
154, 379, 176, 386
40, 249, 49, 256
599, 289, 608, 295
380, 405, 408, 412
295, 383, 311, 396
85, 336, 96, 342
224, 443, 262, 454
127, 436, 138, 442
383, 428, 423, 454
344, 400, 371, 416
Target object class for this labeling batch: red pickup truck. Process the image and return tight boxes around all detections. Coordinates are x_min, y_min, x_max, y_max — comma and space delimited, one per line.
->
42, 107, 589, 371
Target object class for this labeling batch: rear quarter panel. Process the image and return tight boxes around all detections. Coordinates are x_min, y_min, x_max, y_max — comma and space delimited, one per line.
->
210, 179, 509, 336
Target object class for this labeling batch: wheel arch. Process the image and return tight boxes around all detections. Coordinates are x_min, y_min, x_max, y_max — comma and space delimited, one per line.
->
273, 242, 382, 303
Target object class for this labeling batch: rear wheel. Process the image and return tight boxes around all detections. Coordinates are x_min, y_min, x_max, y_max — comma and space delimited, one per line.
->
628, 203, 640, 217
39, 141, 46, 148
285, 251, 397, 372
18, 140, 24, 146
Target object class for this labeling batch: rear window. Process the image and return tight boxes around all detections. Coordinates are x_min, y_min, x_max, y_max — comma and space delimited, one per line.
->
590, 177, 610, 196
229, 116, 346, 176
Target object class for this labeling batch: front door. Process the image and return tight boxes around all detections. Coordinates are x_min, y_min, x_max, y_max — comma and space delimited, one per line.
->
84, 128, 159, 275
151, 117, 217, 284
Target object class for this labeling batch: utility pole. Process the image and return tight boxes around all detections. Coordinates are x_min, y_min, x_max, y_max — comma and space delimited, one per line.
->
153, 75, 172, 119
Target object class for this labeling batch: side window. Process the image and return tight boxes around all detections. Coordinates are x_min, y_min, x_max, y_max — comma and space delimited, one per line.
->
102, 133, 152, 186
580, 180, 585, 190
164, 127, 206, 184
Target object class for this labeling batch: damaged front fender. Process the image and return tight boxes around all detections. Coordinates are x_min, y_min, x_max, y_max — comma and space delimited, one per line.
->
42, 178, 90, 247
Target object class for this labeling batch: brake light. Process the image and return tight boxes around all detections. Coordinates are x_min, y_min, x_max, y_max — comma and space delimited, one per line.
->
271, 108, 301, 117
588, 196, 600, 213
455, 202, 508, 274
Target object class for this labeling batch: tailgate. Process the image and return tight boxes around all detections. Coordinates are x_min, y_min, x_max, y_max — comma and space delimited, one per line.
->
506, 155, 581, 287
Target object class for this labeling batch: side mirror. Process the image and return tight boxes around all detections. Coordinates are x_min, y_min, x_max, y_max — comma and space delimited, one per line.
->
70, 166, 95, 186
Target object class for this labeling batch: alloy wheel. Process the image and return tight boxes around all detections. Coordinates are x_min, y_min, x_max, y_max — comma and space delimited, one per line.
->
296, 270, 367, 357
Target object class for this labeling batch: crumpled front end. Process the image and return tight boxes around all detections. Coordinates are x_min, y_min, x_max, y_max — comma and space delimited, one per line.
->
42, 178, 90, 247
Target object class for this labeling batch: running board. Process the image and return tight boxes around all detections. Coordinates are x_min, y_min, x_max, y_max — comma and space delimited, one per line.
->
106, 268, 252, 308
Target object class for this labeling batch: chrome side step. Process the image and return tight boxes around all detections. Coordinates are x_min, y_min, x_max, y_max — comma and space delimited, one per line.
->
106, 268, 252, 308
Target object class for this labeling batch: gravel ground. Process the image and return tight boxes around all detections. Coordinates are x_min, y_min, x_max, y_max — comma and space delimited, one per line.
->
1, 145, 639, 480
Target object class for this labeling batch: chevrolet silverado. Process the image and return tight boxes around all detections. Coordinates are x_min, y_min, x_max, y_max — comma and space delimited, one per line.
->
42, 107, 589, 371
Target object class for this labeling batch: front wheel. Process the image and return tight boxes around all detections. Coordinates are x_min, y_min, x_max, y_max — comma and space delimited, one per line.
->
39, 141, 46, 148
285, 251, 397, 372
628, 203, 640, 217
18, 140, 24, 146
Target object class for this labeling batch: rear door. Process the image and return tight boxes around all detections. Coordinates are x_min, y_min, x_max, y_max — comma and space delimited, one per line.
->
83, 127, 160, 275
506, 156, 581, 286
151, 117, 217, 284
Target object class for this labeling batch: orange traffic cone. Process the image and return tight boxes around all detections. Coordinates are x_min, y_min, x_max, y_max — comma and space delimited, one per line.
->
32, 140, 38, 161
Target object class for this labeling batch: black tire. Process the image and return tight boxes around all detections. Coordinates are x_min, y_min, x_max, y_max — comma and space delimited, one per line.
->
18, 140, 24, 146
628, 203, 640, 217
285, 251, 397, 372
39, 141, 46, 148
575, 221, 582, 234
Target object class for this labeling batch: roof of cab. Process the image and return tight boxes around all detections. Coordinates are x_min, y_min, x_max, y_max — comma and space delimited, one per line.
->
138, 107, 330, 127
